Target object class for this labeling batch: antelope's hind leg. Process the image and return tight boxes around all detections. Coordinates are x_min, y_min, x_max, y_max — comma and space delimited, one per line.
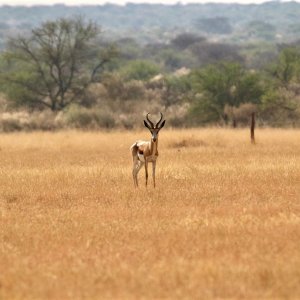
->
133, 160, 143, 188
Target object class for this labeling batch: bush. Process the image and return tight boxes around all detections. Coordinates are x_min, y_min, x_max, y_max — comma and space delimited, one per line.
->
101, 73, 124, 101
0, 111, 61, 132
123, 80, 146, 100
224, 103, 257, 127
233, 103, 257, 125
166, 104, 189, 127
63, 106, 115, 129
0, 118, 22, 132
99, 74, 147, 102
120, 60, 160, 81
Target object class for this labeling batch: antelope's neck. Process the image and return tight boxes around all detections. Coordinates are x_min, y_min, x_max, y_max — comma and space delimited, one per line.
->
150, 140, 158, 156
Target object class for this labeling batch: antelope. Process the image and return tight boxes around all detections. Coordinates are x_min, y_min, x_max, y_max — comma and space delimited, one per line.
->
131, 112, 166, 188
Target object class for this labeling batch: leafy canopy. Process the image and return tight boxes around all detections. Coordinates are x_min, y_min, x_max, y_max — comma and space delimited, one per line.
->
189, 62, 264, 123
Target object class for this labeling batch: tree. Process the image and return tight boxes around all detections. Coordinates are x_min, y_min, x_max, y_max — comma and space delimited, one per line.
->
171, 33, 205, 50
189, 41, 244, 67
120, 60, 160, 81
245, 21, 276, 41
271, 47, 300, 87
195, 17, 232, 35
162, 74, 193, 107
189, 62, 264, 125
260, 47, 300, 123
0, 17, 118, 111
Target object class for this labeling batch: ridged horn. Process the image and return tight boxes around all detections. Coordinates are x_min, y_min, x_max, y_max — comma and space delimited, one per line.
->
146, 113, 154, 128
156, 112, 163, 128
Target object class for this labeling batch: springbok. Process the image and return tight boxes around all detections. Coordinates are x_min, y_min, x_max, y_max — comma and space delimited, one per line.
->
131, 112, 166, 188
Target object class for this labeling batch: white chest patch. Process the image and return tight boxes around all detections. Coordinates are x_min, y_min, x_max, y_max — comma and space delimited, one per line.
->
138, 153, 145, 162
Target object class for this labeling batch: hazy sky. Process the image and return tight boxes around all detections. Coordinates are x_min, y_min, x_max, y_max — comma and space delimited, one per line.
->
0, 0, 295, 6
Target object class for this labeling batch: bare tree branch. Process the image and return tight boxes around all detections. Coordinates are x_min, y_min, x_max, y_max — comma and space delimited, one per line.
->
2, 17, 116, 110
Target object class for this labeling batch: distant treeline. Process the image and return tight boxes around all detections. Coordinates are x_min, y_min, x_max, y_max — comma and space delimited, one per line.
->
0, 8, 300, 131
0, 2, 300, 45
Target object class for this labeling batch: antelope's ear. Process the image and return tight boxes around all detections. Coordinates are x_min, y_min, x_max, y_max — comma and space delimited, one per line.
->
144, 120, 150, 129
159, 120, 166, 129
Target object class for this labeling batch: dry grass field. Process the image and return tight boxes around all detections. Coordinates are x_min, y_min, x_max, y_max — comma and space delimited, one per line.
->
0, 128, 300, 299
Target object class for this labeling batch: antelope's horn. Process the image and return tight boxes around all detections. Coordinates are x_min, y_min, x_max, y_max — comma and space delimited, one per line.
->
156, 112, 163, 128
146, 113, 154, 128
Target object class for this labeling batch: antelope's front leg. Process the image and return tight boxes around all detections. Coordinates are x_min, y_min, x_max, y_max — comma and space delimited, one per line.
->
144, 159, 149, 187
152, 161, 156, 188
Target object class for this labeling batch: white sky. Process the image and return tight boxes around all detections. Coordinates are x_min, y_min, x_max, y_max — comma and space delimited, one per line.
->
0, 0, 296, 6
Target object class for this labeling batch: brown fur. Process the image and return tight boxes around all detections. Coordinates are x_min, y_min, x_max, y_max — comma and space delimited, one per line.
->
131, 113, 165, 188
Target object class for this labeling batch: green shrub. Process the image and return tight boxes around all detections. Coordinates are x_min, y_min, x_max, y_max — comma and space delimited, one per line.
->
120, 60, 160, 81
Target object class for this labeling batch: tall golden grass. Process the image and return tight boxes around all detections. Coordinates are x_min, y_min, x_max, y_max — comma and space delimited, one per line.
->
1, 129, 300, 299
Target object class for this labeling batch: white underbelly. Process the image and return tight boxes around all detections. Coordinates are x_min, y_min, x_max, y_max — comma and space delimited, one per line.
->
138, 153, 145, 162
138, 153, 157, 162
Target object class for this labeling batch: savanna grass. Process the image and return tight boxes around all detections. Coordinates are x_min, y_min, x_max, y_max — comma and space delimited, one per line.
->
1, 129, 300, 299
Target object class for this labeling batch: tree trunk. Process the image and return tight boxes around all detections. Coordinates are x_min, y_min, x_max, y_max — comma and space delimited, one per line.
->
232, 119, 237, 128
251, 112, 255, 144
51, 101, 57, 111
223, 113, 228, 126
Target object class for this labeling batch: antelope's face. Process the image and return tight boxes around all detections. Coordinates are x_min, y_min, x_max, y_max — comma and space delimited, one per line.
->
149, 128, 160, 142
144, 112, 166, 142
